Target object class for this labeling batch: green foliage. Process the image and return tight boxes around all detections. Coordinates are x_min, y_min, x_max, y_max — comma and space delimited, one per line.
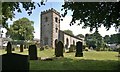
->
2, 1, 45, 29
64, 29, 74, 36
85, 30, 103, 49
62, 2, 119, 31
6, 17, 34, 41
109, 33, 120, 44
76, 34, 84, 38
103, 35, 110, 44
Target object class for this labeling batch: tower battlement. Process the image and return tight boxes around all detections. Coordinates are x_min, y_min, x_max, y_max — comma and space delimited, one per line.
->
41, 8, 60, 16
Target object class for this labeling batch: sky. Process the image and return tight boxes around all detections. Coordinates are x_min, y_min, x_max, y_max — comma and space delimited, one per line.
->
1, 0, 119, 39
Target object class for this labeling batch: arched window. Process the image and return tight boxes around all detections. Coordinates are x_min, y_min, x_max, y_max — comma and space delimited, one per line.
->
55, 24, 58, 33
65, 38, 69, 48
73, 40, 75, 45
45, 17, 48, 22
55, 17, 58, 23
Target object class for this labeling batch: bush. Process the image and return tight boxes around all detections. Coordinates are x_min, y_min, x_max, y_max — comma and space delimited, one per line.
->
40, 46, 44, 51
44, 45, 49, 49
83, 45, 86, 49
96, 48, 100, 51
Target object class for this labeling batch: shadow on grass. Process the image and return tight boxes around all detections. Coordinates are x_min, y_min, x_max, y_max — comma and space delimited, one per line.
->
30, 57, 120, 71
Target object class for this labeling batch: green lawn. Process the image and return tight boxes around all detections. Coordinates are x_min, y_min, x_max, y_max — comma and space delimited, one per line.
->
0, 48, 120, 70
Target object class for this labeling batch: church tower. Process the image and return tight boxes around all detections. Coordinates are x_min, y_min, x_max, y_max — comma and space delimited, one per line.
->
40, 8, 60, 48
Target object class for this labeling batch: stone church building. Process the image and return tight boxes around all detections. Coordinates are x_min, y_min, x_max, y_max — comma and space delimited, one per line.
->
40, 8, 83, 48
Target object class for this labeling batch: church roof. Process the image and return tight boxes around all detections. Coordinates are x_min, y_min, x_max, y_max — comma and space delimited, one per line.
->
59, 30, 83, 40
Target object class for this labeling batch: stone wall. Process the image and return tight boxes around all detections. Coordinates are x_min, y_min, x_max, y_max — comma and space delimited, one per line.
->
40, 10, 53, 47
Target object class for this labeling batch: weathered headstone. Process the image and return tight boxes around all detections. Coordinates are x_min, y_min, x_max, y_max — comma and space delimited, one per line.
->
29, 45, 38, 60
2, 53, 29, 71
6, 42, 12, 54
55, 39, 58, 56
69, 44, 75, 52
75, 41, 83, 57
55, 41, 64, 57
20, 44, 23, 52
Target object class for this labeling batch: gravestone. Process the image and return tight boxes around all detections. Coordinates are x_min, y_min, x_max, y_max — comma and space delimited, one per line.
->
2, 53, 29, 71
20, 44, 23, 52
55, 39, 58, 56
6, 42, 12, 54
69, 44, 75, 52
75, 41, 83, 57
29, 45, 38, 60
55, 41, 64, 57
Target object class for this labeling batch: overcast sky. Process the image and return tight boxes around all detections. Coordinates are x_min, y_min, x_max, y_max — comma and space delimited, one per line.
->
1, 1, 118, 39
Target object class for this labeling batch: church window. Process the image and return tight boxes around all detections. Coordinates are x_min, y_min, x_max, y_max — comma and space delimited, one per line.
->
55, 17, 58, 23
45, 17, 48, 22
65, 38, 69, 49
55, 24, 58, 33
73, 40, 75, 45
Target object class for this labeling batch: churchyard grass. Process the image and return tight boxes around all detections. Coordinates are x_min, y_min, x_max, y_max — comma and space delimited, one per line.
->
0, 48, 119, 70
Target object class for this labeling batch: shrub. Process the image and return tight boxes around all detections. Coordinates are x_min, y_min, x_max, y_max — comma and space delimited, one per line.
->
40, 46, 44, 51
96, 48, 100, 51
44, 45, 49, 49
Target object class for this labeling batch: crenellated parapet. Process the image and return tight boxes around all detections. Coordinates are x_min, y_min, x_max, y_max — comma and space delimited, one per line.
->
41, 8, 60, 16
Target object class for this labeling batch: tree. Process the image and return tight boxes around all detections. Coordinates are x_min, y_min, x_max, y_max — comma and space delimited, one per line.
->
6, 17, 34, 52
61, 2, 120, 31
64, 29, 74, 36
76, 34, 84, 38
103, 35, 110, 44
85, 30, 103, 50
1, 1, 45, 30
109, 33, 120, 44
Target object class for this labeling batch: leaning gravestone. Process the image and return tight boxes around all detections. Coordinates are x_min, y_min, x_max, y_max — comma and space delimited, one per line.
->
55, 41, 64, 57
6, 42, 12, 54
75, 41, 83, 57
29, 45, 38, 60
